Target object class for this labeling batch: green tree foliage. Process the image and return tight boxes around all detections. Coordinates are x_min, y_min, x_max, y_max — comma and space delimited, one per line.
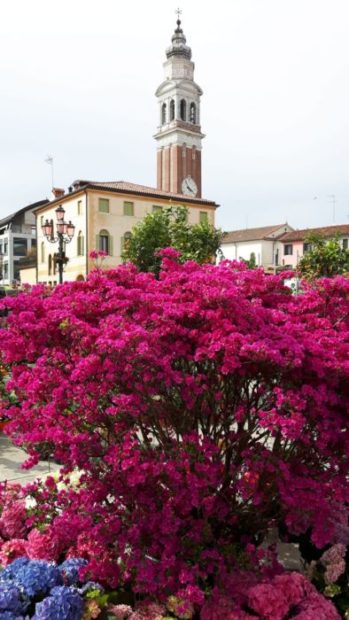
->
122, 205, 223, 275
298, 234, 349, 278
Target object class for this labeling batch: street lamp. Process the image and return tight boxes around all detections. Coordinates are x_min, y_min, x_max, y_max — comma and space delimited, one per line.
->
41, 206, 75, 284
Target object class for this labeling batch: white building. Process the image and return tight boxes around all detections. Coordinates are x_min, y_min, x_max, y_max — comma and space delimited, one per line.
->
221, 224, 294, 270
0, 199, 48, 285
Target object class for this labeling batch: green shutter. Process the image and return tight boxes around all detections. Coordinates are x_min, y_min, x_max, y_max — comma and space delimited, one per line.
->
200, 211, 208, 224
95, 235, 100, 251
109, 235, 113, 256
123, 201, 134, 216
99, 198, 109, 213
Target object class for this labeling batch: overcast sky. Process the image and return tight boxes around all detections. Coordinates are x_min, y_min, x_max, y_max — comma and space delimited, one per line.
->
1, 0, 349, 231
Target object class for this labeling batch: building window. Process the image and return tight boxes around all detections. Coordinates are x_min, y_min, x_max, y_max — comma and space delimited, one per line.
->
98, 198, 110, 213
3, 242, 7, 255
3, 263, 8, 279
180, 99, 186, 121
152, 205, 163, 213
40, 216, 44, 226
170, 99, 175, 121
343, 238, 348, 250
97, 229, 113, 255
77, 231, 84, 256
77, 200, 83, 215
41, 242, 45, 263
48, 254, 52, 276
13, 238, 27, 257
199, 211, 208, 224
190, 102, 196, 124
284, 244, 293, 256
161, 103, 167, 124
123, 201, 134, 216
303, 242, 312, 253
121, 231, 132, 254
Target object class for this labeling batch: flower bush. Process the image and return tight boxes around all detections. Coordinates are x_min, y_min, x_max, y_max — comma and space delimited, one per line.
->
0, 559, 339, 619
0, 258, 348, 612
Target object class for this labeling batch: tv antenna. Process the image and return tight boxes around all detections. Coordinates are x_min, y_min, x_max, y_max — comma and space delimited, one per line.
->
327, 194, 337, 223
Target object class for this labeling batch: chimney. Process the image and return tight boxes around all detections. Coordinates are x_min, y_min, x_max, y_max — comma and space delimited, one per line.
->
51, 188, 65, 200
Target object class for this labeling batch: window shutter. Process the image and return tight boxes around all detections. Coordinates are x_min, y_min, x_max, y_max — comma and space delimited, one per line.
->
109, 235, 113, 256
96, 235, 100, 251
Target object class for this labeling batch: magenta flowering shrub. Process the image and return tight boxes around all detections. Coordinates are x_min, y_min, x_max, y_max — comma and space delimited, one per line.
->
0, 258, 348, 604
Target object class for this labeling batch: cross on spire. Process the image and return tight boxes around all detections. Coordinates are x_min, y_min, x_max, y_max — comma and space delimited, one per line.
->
175, 7, 182, 24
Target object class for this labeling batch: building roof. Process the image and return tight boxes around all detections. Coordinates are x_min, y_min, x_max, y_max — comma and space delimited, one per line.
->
86, 180, 217, 206
222, 224, 290, 244
33, 180, 218, 211
0, 199, 49, 229
281, 224, 349, 242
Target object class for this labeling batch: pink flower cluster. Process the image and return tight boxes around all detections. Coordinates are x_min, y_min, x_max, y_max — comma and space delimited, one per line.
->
0, 482, 63, 566
0, 259, 348, 602
201, 572, 340, 619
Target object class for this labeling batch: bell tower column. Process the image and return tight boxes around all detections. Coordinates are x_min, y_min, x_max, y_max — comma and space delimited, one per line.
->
154, 16, 205, 199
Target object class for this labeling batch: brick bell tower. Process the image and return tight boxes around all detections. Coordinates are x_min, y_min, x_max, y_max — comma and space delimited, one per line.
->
154, 15, 204, 198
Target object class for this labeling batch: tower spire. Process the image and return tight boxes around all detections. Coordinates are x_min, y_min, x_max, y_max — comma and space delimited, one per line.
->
154, 14, 205, 197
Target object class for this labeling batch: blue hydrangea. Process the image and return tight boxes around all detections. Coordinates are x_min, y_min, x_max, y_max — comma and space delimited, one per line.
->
59, 559, 88, 586
0, 558, 30, 581
2, 561, 62, 598
34, 586, 83, 620
0, 612, 24, 620
0, 583, 23, 614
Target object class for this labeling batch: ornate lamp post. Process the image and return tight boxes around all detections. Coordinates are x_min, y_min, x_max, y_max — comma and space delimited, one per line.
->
41, 206, 75, 284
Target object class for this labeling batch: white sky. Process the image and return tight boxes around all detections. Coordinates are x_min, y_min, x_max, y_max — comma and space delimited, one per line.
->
1, 0, 349, 231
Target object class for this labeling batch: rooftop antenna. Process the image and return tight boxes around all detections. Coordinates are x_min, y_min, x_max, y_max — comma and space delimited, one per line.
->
45, 154, 54, 190
327, 194, 337, 223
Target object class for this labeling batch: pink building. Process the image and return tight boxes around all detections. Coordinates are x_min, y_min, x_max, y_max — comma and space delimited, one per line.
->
280, 224, 349, 269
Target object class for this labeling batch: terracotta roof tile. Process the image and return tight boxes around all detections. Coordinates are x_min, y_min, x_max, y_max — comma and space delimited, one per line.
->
222, 224, 290, 244
281, 224, 349, 242
88, 180, 217, 206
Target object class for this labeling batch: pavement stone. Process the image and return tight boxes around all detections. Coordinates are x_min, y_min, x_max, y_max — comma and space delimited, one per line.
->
0, 435, 59, 485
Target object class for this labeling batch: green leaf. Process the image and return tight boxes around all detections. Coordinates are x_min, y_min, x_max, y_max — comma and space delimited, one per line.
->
324, 583, 342, 597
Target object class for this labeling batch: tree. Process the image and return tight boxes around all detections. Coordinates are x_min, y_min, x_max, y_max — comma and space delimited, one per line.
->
1, 259, 348, 606
298, 233, 349, 278
121, 205, 223, 275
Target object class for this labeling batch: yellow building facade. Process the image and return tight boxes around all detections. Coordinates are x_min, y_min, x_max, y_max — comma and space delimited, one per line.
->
34, 180, 217, 285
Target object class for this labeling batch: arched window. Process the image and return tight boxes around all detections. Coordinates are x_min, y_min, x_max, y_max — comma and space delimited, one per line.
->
48, 254, 52, 276
41, 242, 45, 263
77, 231, 84, 256
180, 99, 186, 121
161, 103, 167, 124
97, 229, 113, 256
170, 99, 175, 121
190, 102, 196, 124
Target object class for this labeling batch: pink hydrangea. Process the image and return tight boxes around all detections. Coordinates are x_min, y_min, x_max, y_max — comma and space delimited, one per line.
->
247, 582, 289, 620
0, 538, 27, 565
324, 561, 346, 584
107, 604, 133, 619
293, 592, 340, 619
26, 527, 60, 561
0, 500, 27, 539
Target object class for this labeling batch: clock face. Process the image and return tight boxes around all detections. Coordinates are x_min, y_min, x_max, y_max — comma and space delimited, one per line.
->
182, 176, 198, 197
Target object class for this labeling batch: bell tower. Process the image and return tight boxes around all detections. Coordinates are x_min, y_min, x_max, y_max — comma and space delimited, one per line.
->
154, 14, 204, 198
